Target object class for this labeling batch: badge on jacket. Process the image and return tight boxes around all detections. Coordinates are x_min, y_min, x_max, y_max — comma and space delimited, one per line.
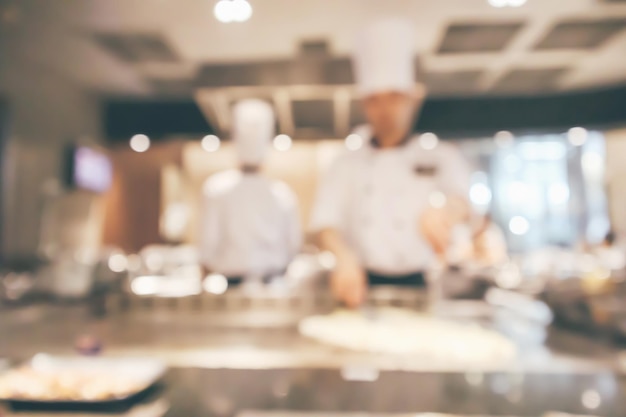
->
414, 165, 438, 176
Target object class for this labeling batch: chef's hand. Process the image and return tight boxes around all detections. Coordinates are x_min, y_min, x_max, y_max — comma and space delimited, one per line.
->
330, 254, 367, 309
420, 207, 453, 256
316, 228, 367, 308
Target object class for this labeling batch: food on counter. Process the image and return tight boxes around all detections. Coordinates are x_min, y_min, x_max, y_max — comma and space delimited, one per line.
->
299, 308, 517, 362
0, 366, 149, 401
74, 334, 103, 356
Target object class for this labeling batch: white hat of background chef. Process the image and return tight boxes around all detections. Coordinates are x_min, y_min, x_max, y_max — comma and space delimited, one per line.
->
231, 99, 275, 166
353, 18, 416, 96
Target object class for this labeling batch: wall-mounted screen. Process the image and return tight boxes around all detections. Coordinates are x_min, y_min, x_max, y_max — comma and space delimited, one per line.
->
64, 145, 113, 193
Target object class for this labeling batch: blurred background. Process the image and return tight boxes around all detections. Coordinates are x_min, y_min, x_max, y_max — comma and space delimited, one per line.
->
2, 0, 626, 257
2, 1, 626, 416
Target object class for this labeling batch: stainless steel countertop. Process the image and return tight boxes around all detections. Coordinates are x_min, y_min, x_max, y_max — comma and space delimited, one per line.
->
2, 367, 623, 417
1, 301, 624, 374
3, 301, 626, 417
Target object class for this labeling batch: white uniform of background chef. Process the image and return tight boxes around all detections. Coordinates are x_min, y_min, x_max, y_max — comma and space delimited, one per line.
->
200, 99, 301, 284
310, 19, 471, 307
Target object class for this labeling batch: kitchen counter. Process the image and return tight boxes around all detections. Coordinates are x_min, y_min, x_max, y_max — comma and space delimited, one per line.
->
154, 367, 626, 416
2, 367, 625, 417
1, 301, 623, 373
2, 302, 626, 416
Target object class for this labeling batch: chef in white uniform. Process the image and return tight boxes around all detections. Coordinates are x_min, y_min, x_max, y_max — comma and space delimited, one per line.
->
200, 99, 301, 285
310, 19, 471, 307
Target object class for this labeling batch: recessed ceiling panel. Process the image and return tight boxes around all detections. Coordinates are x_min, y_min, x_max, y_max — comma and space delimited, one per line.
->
325, 58, 353, 85
94, 33, 179, 62
535, 18, 626, 50
424, 70, 483, 96
438, 22, 524, 54
195, 62, 291, 87
292, 99, 334, 136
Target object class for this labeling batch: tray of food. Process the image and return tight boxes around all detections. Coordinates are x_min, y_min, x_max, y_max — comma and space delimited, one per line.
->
0, 354, 166, 409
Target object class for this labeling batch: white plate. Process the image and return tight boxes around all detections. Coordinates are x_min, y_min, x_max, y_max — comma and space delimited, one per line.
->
0, 354, 167, 403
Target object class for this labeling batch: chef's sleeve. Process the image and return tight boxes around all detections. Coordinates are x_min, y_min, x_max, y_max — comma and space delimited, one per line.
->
286, 200, 302, 259
280, 184, 303, 259
271, 181, 302, 260
309, 157, 350, 234
438, 144, 472, 199
199, 192, 221, 269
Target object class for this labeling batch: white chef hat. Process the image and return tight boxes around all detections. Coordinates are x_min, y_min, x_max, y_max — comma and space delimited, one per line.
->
231, 99, 275, 166
353, 18, 417, 97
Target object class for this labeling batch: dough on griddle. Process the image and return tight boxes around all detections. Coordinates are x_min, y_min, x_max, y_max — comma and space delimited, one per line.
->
299, 308, 516, 362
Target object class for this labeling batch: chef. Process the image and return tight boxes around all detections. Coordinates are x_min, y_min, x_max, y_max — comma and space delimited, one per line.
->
310, 19, 471, 307
200, 99, 301, 286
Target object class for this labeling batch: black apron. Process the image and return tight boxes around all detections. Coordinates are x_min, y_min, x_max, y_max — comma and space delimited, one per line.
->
366, 270, 426, 288
225, 271, 285, 287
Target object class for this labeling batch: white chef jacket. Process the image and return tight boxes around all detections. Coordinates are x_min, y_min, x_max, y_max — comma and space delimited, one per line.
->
200, 170, 301, 278
310, 135, 471, 275
447, 222, 508, 266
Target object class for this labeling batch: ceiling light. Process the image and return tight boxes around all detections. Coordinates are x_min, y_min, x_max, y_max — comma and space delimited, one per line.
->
488, 0, 527, 7
470, 183, 492, 206
202, 135, 221, 152
509, 216, 530, 236
273, 134, 292, 152
130, 134, 150, 153
203, 273, 228, 295
568, 127, 588, 147
214, 0, 233, 23
345, 134, 363, 151
418, 132, 439, 150
214, 0, 252, 23
494, 130, 514, 148
231, 0, 252, 22
107, 254, 128, 273
130, 276, 160, 296
488, 0, 508, 7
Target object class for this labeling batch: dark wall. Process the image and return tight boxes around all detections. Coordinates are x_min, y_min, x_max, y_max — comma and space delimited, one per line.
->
104, 85, 626, 142
417, 86, 626, 138
104, 100, 212, 141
